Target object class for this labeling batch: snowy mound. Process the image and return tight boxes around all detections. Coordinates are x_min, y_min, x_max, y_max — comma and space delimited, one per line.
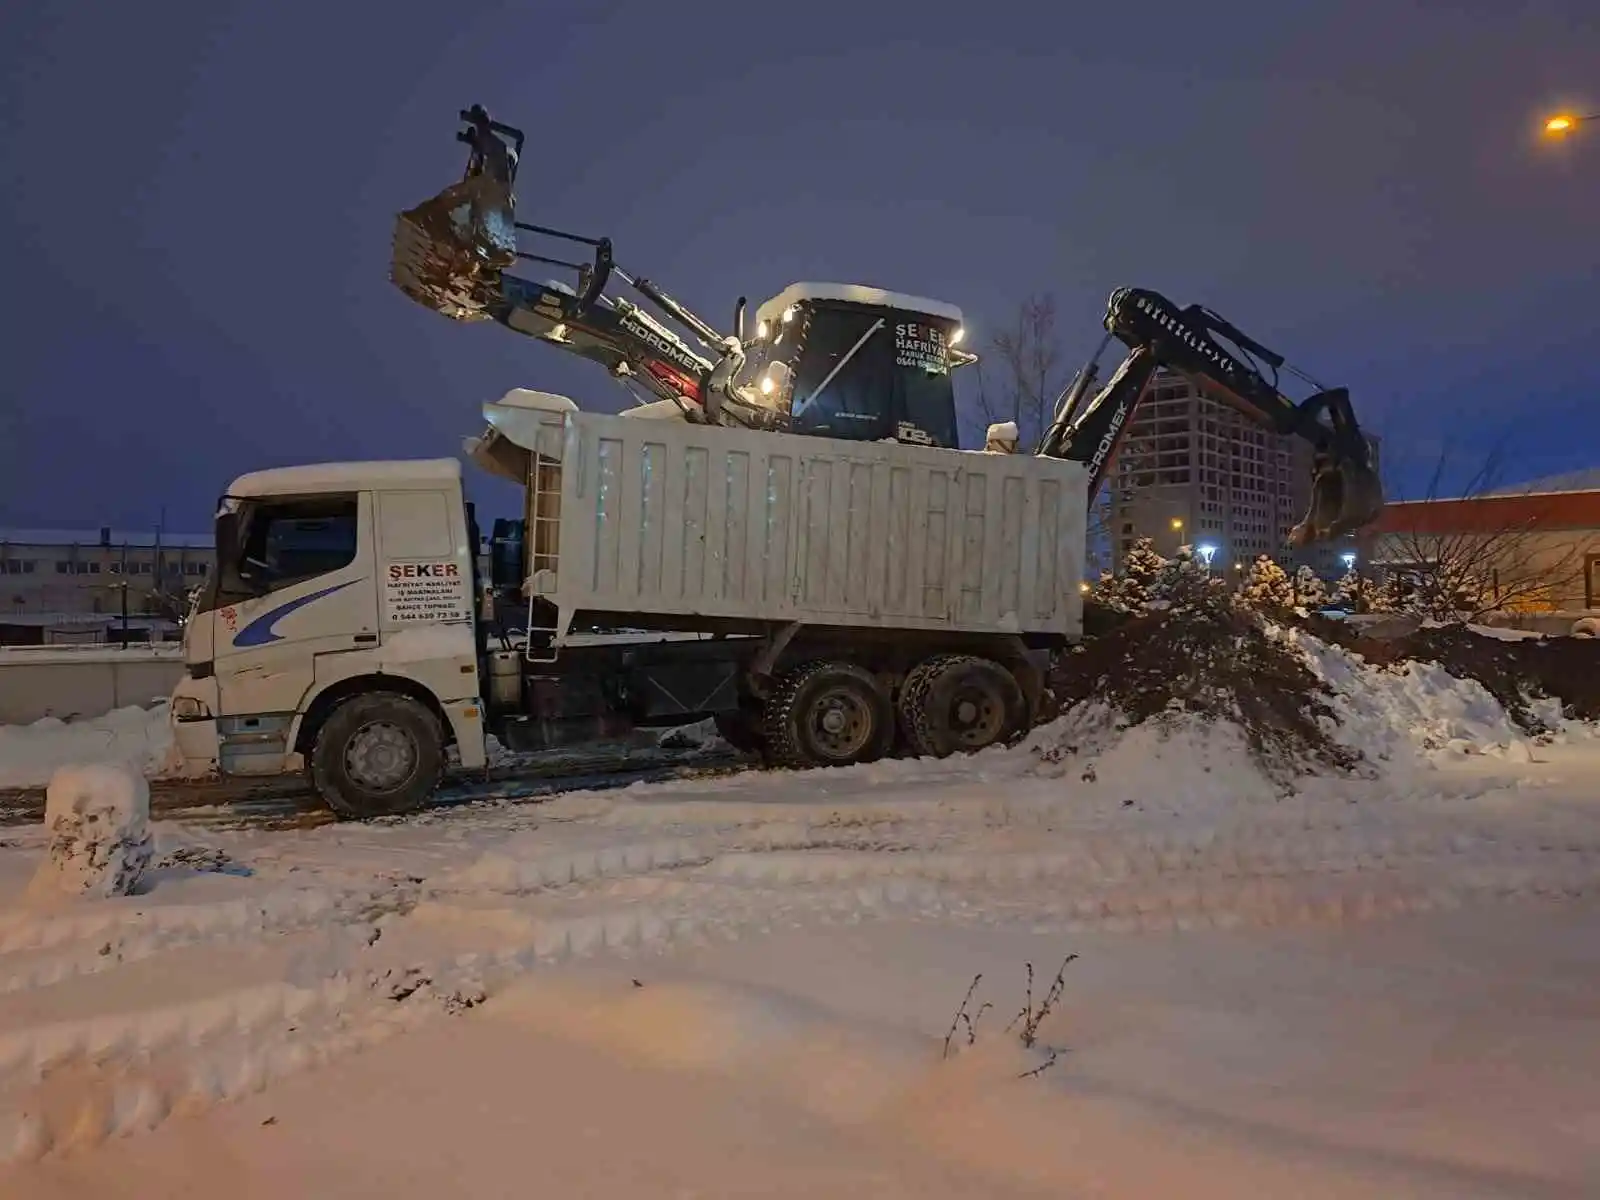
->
1281, 627, 1546, 765
1034, 586, 1586, 800
0, 703, 176, 789
1045, 582, 1361, 790
26, 763, 154, 902
1028, 703, 1292, 809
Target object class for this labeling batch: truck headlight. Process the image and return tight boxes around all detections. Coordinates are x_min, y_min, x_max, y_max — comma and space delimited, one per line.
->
171, 697, 211, 721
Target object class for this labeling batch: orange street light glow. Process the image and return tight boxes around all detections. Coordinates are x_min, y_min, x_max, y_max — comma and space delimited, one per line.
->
1545, 115, 1575, 134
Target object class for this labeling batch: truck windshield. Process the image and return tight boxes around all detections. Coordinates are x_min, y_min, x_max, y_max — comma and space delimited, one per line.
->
195, 493, 360, 614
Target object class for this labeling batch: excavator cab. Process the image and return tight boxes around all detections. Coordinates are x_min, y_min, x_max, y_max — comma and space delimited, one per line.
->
743, 284, 976, 449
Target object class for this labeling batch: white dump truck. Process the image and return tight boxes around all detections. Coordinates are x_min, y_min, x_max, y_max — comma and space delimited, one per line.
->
167, 387, 1087, 818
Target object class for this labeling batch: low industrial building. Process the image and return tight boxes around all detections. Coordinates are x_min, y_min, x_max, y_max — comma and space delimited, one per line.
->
0, 527, 213, 644
1366, 469, 1600, 617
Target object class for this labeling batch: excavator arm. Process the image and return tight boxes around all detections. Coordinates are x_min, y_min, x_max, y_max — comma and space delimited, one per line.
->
391, 106, 777, 426
1037, 287, 1384, 547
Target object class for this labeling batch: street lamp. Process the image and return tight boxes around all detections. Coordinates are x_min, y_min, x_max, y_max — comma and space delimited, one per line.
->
1340, 551, 1357, 571
1170, 517, 1184, 531
1544, 112, 1599, 136
1196, 543, 1217, 570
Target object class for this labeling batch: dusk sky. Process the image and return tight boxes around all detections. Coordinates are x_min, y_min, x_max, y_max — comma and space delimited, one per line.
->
2, 0, 1596, 534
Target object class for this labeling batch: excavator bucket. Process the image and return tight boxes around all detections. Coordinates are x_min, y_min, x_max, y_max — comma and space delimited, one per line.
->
1289, 454, 1386, 548
389, 106, 523, 321
390, 175, 517, 321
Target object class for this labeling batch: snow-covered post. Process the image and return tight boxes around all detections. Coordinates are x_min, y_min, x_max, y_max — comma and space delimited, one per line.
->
27, 764, 154, 902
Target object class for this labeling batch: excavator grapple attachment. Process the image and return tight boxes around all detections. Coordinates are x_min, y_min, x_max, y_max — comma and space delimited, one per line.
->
390, 106, 523, 321
391, 175, 517, 321
1290, 454, 1385, 548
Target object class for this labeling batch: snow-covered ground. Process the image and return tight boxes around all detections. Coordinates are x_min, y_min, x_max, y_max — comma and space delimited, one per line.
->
0, 635, 1598, 1196
0, 737, 1596, 1191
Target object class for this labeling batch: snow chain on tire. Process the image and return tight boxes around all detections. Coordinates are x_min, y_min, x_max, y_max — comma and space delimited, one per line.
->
762, 660, 894, 769
898, 654, 1026, 759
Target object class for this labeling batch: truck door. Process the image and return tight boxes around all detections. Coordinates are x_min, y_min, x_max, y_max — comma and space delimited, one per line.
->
211, 491, 377, 769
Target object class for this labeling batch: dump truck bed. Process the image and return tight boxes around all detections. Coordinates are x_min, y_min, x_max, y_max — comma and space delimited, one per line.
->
477, 397, 1086, 642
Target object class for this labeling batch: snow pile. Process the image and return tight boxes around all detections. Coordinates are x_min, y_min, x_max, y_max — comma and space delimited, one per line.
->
1044, 586, 1361, 791
656, 718, 726, 751
25, 763, 153, 902
1035, 593, 1587, 798
0, 702, 175, 789
1305, 616, 1600, 730
1027, 702, 1289, 809
1282, 627, 1546, 765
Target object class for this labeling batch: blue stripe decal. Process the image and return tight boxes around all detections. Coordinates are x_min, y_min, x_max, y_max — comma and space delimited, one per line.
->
233, 579, 363, 648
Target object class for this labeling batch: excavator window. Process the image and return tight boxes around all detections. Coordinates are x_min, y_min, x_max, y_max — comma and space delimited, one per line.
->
765, 302, 960, 449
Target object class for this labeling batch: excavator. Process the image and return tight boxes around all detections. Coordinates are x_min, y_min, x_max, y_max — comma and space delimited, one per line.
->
391, 105, 1383, 548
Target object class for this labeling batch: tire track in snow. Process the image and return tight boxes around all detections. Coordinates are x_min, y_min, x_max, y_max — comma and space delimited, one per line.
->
0, 882, 417, 999
5, 770, 1600, 1164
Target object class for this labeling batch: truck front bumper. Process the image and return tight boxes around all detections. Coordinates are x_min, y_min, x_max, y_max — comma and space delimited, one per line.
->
168, 674, 220, 774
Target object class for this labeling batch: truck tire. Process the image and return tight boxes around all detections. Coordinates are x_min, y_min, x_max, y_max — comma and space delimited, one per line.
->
898, 655, 1026, 758
310, 692, 445, 819
763, 661, 894, 769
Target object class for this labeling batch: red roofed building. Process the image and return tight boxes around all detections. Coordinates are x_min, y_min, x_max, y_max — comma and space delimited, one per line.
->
1366, 470, 1600, 614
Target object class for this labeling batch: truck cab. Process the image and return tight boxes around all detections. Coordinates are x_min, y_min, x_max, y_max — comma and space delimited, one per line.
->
168, 458, 489, 817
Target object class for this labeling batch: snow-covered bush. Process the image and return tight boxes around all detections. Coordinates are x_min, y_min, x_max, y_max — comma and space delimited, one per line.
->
1096, 537, 1167, 614
27, 764, 153, 901
1241, 555, 1295, 613
1292, 565, 1327, 611
1155, 545, 1229, 612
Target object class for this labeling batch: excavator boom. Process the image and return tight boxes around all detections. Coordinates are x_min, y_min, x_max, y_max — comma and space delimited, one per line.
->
390, 107, 1380, 550
391, 106, 740, 416
1038, 288, 1384, 547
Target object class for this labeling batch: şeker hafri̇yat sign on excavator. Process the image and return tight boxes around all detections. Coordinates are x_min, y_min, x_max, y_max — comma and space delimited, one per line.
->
894, 322, 950, 374
383, 560, 472, 624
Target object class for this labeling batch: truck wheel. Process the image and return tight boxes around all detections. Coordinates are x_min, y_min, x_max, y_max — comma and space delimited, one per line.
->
310, 692, 445, 819
763, 662, 893, 769
899, 655, 1026, 758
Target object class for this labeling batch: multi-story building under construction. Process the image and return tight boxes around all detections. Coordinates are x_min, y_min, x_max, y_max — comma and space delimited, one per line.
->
1107, 368, 1378, 579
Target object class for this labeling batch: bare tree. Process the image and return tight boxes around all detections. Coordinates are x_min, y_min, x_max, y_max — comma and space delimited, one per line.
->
975, 294, 1066, 450
967, 293, 1113, 572
1376, 442, 1593, 621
